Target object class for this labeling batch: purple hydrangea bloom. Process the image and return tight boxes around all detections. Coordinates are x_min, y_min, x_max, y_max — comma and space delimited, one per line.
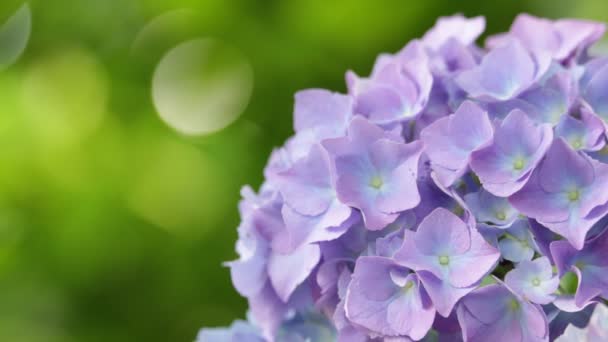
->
345, 256, 435, 340
421, 14, 485, 51
324, 116, 423, 230
421, 100, 493, 187
455, 39, 549, 102
457, 283, 549, 342
504, 256, 560, 304
276, 143, 353, 252
510, 138, 608, 249
347, 41, 433, 124
202, 13, 608, 342
395, 208, 500, 316
555, 106, 605, 151
486, 14, 605, 63
197, 320, 264, 342
498, 219, 538, 263
556, 304, 608, 341
551, 229, 608, 308
464, 188, 519, 227
470, 109, 553, 196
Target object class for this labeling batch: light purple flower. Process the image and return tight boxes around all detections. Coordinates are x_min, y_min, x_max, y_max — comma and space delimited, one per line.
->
268, 243, 320, 303
324, 116, 423, 230
582, 57, 608, 125
457, 283, 549, 342
276, 143, 352, 252
489, 67, 577, 125
456, 39, 549, 101
487, 13, 605, 63
229, 186, 321, 314
209, 13, 608, 341
422, 14, 485, 51
464, 188, 519, 228
510, 138, 608, 249
555, 107, 606, 152
421, 100, 493, 187
551, 229, 608, 308
347, 41, 433, 124
345, 256, 435, 340
498, 219, 537, 263
505, 257, 560, 304
395, 208, 500, 316
286, 89, 353, 161
556, 304, 608, 341
545, 303, 595, 341
471, 109, 553, 196
293, 89, 352, 135
197, 320, 264, 342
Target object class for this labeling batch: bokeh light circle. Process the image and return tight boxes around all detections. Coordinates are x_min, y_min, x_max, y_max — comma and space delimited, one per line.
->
21, 46, 108, 148
0, 3, 31, 70
152, 38, 253, 135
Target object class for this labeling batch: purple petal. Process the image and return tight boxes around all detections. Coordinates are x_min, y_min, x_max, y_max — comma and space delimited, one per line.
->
456, 40, 537, 101
422, 14, 485, 50
417, 270, 474, 317
505, 257, 559, 304
470, 109, 553, 196
268, 244, 320, 302
294, 89, 352, 133
421, 100, 493, 179
277, 144, 334, 216
345, 256, 436, 339
412, 208, 471, 256
448, 227, 501, 287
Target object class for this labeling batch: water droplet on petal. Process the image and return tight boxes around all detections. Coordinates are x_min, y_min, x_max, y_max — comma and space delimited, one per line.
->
152, 38, 253, 135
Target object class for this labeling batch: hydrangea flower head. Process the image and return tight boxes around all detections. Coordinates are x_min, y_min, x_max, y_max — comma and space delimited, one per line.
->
200, 13, 608, 342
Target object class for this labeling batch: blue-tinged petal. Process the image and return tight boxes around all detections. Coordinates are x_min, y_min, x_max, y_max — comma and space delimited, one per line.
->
555, 108, 605, 152
464, 188, 519, 227
470, 109, 553, 196
455, 40, 537, 101
505, 257, 559, 304
498, 219, 537, 263
395, 209, 499, 288
197, 320, 265, 342
584, 62, 608, 122
551, 230, 608, 309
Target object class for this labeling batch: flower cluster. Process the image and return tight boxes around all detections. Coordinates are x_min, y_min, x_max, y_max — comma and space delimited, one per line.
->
199, 14, 608, 342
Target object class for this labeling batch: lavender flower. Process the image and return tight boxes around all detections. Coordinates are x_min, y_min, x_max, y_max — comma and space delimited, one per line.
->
201, 13, 608, 342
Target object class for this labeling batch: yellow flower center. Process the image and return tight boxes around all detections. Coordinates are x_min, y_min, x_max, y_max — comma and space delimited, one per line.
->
513, 158, 525, 171
508, 298, 520, 311
439, 255, 450, 266
532, 277, 541, 286
495, 211, 507, 221
568, 189, 580, 202
370, 176, 383, 189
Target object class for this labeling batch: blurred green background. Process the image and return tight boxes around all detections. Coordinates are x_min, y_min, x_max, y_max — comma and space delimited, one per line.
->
0, 1, 605, 341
